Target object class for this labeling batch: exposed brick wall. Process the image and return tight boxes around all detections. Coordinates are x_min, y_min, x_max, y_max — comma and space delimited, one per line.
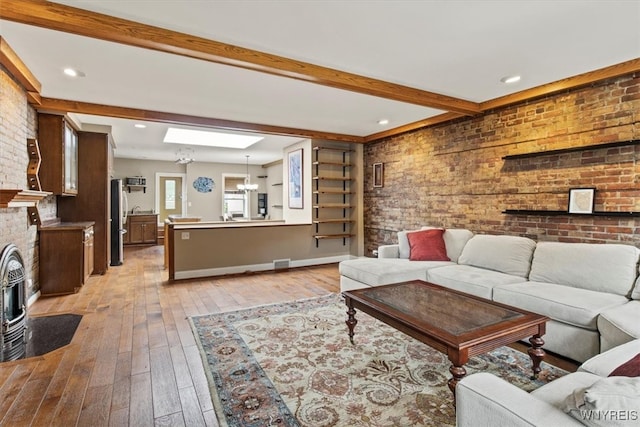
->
0, 67, 57, 296
364, 74, 640, 255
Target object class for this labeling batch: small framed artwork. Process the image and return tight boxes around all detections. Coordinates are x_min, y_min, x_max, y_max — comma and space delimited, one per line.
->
568, 188, 595, 214
373, 163, 384, 188
288, 148, 303, 209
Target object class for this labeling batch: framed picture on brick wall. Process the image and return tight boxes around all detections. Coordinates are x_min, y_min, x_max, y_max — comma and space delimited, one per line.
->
373, 163, 384, 188
568, 188, 595, 214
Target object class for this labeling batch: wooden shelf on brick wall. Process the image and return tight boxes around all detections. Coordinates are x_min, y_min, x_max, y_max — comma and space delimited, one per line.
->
27, 138, 42, 191
502, 139, 640, 160
503, 209, 640, 217
0, 189, 51, 208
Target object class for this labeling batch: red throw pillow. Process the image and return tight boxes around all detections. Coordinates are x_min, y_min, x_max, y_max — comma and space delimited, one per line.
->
407, 229, 451, 261
609, 353, 640, 377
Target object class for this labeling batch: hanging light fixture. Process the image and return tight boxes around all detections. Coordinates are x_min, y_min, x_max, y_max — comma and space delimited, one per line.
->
237, 155, 258, 191
175, 148, 195, 164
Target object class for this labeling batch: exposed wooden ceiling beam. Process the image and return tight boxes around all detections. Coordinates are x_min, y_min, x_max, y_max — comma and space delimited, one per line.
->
0, 0, 481, 115
364, 59, 640, 142
364, 112, 465, 142
0, 36, 41, 102
37, 98, 366, 143
480, 58, 640, 111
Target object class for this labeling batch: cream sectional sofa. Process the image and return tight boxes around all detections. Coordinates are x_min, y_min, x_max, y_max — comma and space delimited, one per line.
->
456, 339, 640, 427
339, 228, 640, 362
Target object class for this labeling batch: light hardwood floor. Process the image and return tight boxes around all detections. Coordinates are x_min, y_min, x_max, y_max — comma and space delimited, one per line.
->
0, 245, 340, 426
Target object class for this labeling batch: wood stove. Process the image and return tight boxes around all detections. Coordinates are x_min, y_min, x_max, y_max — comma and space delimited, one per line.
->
1, 244, 27, 362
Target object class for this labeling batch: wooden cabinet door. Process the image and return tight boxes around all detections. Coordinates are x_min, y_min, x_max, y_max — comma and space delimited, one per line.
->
129, 221, 144, 244
63, 122, 78, 194
40, 227, 86, 296
38, 113, 78, 196
142, 221, 157, 243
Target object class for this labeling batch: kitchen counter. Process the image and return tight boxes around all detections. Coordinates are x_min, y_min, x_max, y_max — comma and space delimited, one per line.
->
128, 210, 156, 216
171, 219, 285, 229
167, 215, 202, 223
40, 221, 95, 230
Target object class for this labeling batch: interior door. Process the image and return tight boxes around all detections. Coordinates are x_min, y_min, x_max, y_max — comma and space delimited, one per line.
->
159, 176, 183, 222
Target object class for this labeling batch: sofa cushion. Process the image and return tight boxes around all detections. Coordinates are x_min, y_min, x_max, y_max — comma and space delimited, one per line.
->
377, 244, 399, 259
597, 301, 640, 353
422, 227, 473, 263
339, 258, 453, 287
529, 242, 640, 297
542, 319, 600, 363
531, 371, 601, 409
579, 339, 640, 377
564, 376, 640, 427
426, 265, 528, 300
493, 282, 629, 330
457, 372, 586, 427
457, 234, 536, 278
397, 229, 422, 259
398, 227, 473, 262
407, 229, 450, 261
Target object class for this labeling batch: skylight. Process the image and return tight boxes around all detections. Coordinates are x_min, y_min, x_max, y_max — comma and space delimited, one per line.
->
163, 128, 263, 149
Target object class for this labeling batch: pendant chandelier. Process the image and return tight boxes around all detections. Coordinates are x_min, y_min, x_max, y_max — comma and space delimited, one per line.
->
175, 147, 195, 164
237, 155, 258, 191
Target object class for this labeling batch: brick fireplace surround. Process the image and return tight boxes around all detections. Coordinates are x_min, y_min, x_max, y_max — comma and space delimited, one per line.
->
364, 73, 639, 255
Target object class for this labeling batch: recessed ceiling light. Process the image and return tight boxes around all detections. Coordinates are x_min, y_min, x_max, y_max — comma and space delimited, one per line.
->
500, 75, 521, 84
134, 124, 147, 129
63, 68, 86, 77
163, 128, 263, 149
377, 119, 389, 125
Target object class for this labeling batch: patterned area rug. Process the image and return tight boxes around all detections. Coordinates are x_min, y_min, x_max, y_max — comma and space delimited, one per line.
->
190, 294, 567, 427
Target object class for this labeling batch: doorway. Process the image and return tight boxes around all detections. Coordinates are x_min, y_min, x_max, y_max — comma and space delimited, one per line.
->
222, 173, 250, 219
156, 173, 186, 223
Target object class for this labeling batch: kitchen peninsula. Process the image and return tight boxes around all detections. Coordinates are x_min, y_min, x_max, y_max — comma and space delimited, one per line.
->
165, 219, 352, 281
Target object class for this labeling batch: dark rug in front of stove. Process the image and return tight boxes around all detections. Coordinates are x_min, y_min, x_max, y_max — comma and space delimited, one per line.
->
26, 314, 83, 357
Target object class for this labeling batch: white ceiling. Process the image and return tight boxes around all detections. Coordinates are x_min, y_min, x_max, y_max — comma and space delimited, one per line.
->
1, 1, 639, 165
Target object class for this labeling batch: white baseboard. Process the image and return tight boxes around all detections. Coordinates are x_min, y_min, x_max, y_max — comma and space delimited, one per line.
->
174, 255, 351, 281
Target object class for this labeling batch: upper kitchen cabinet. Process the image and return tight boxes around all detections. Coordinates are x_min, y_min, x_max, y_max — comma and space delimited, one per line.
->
37, 113, 78, 196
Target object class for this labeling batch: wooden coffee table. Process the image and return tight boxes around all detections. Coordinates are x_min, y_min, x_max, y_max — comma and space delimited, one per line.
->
342, 280, 548, 402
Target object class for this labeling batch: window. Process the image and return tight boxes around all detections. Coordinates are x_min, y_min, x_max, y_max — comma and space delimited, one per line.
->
164, 179, 176, 210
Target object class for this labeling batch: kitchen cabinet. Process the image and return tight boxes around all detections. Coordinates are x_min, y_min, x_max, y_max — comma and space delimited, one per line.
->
38, 113, 78, 196
39, 222, 94, 296
125, 214, 158, 245
57, 131, 113, 274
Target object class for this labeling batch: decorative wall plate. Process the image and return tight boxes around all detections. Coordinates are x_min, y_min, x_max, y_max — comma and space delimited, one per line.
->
193, 176, 214, 193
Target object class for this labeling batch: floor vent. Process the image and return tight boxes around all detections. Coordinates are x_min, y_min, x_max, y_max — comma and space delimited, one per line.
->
273, 259, 290, 270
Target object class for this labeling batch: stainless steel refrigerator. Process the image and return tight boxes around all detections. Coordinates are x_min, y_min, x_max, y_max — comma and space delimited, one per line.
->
110, 179, 128, 266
